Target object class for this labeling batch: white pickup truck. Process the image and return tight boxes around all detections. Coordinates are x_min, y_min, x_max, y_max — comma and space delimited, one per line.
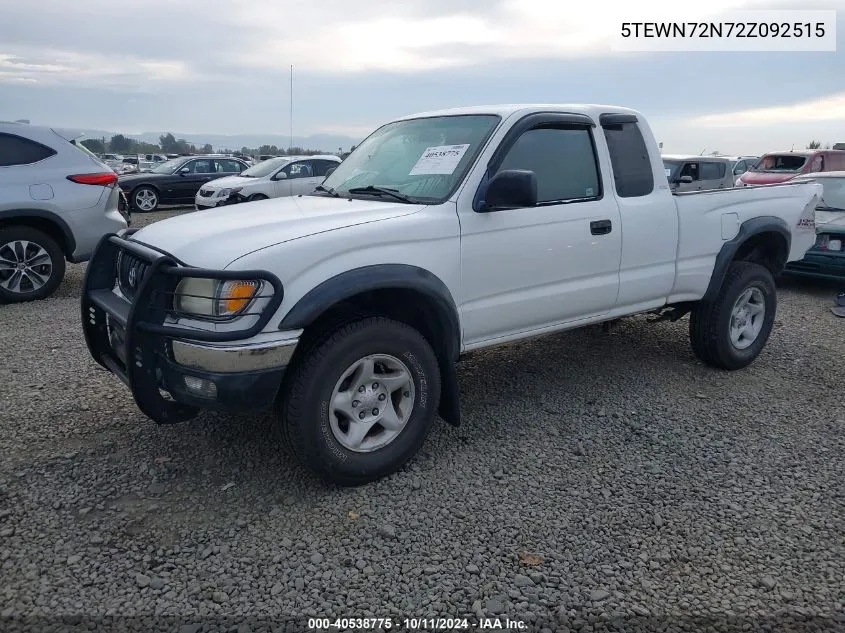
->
82, 104, 820, 485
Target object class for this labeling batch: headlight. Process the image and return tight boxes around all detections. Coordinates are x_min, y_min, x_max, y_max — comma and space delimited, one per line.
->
217, 187, 242, 197
174, 277, 262, 319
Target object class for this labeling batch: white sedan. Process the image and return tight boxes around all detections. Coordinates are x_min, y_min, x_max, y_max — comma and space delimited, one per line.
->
195, 154, 341, 209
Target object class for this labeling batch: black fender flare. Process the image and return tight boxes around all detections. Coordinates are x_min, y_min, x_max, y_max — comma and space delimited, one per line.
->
0, 208, 76, 258
703, 215, 791, 303
278, 264, 463, 426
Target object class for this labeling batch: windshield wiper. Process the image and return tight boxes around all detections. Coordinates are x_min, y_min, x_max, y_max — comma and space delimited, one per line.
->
346, 185, 413, 203
314, 184, 340, 197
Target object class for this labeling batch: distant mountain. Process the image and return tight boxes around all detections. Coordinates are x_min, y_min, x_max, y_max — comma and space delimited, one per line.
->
54, 128, 361, 153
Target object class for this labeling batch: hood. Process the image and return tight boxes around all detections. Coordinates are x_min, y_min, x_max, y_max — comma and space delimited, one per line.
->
129, 195, 423, 268
201, 175, 252, 189
739, 171, 800, 185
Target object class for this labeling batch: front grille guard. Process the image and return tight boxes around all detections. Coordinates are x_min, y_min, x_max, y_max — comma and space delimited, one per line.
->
82, 232, 284, 424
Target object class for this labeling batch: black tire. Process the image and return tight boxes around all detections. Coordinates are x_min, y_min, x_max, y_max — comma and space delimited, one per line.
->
281, 317, 441, 486
131, 186, 159, 212
247, 194, 269, 202
689, 261, 776, 370
0, 226, 66, 303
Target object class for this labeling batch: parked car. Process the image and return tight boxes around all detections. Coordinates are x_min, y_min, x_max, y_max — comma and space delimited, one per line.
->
119, 155, 249, 212
195, 155, 341, 209
662, 155, 735, 191
82, 103, 821, 485
720, 155, 759, 184
738, 150, 845, 186
0, 122, 128, 302
782, 171, 845, 281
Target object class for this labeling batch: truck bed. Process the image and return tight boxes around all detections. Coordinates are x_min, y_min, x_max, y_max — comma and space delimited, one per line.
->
669, 181, 822, 302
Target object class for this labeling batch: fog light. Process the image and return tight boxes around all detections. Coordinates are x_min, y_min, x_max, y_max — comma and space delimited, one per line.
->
183, 375, 217, 399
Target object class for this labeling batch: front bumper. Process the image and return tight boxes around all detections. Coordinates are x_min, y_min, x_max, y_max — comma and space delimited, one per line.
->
195, 190, 221, 209
82, 232, 291, 424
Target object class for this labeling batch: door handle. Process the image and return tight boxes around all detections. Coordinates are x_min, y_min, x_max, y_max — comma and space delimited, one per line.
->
590, 219, 612, 235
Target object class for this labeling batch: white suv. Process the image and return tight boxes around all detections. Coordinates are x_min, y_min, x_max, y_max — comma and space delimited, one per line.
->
0, 123, 128, 302
195, 155, 341, 209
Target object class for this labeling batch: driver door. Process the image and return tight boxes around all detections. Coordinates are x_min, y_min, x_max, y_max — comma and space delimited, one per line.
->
171, 159, 217, 203
676, 161, 699, 192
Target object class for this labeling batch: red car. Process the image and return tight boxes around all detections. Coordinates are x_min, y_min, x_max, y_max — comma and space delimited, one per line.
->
738, 149, 845, 186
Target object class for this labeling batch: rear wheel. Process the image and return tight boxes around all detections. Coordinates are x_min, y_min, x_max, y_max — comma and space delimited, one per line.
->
248, 193, 269, 202
0, 227, 65, 303
132, 186, 159, 212
689, 261, 776, 370
280, 317, 441, 486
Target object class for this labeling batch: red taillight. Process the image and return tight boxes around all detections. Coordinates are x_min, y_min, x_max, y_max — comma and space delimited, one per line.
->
67, 173, 119, 187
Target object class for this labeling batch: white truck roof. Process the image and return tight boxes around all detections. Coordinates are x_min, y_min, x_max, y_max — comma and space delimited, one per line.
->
395, 103, 642, 121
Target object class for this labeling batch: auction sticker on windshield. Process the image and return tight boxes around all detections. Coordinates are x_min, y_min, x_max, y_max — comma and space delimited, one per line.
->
409, 144, 470, 175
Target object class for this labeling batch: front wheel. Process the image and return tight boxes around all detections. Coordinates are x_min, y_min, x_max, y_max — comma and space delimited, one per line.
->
689, 261, 776, 370
247, 193, 269, 202
281, 317, 441, 486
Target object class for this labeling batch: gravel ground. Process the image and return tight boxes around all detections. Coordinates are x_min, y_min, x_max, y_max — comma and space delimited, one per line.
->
1, 208, 844, 632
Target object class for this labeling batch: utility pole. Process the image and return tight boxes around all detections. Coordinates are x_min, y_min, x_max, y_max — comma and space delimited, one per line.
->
290, 65, 294, 154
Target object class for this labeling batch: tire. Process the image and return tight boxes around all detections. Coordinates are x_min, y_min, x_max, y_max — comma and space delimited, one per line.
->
247, 194, 269, 202
281, 317, 441, 486
131, 186, 159, 212
0, 226, 66, 303
689, 261, 776, 370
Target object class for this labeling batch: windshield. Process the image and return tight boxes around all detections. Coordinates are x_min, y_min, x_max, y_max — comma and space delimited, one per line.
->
150, 158, 186, 174
817, 177, 845, 210
319, 114, 501, 203
241, 157, 290, 178
662, 160, 683, 180
751, 154, 807, 172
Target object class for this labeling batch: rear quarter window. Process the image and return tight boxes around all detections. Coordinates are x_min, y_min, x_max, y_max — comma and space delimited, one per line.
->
0, 133, 57, 167
601, 121, 654, 198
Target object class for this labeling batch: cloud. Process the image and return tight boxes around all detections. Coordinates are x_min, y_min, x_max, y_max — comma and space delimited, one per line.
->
0, 0, 819, 83
0, 50, 194, 86
689, 92, 845, 127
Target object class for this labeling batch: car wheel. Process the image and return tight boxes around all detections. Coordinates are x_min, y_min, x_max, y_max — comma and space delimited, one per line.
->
0, 227, 66, 303
132, 186, 159, 212
281, 317, 441, 486
248, 194, 269, 202
689, 261, 776, 370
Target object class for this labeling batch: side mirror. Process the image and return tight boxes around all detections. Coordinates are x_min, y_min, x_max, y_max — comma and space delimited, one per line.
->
324, 167, 337, 178
273, 171, 287, 180
179, 167, 190, 175
678, 175, 694, 184
480, 170, 538, 211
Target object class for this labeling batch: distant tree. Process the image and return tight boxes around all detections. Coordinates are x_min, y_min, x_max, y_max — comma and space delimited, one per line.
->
350, 145, 357, 152
81, 138, 106, 154
807, 140, 822, 149
136, 141, 161, 153
159, 133, 179, 153
109, 134, 132, 153
201, 143, 213, 154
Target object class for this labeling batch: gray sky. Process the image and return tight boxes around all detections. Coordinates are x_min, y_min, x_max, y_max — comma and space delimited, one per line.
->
1, 0, 844, 154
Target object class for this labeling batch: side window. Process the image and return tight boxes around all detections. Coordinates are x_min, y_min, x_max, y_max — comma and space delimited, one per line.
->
733, 160, 747, 175
601, 121, 654, 197
187, 159, 214, 174
701, 162, 726, 180
214, 159, 243, 173
0, 133, 57, 167
284, 161, 314, 179
496, 126, 601, 204
680, 162, 699, 180
312, 159, 339, 177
